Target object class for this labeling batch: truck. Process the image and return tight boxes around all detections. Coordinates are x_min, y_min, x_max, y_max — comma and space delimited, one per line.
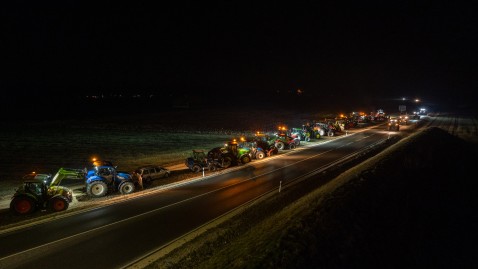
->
10, 168, 85, 215
85, 160, 135, 198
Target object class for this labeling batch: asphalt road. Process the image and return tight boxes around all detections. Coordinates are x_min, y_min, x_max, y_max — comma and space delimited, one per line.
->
3, 115, 471, 269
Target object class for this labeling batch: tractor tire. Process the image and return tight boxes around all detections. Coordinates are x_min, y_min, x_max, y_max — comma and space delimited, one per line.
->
241, 155, 251, 164
87, 181, 108, 198
295, 140, 300, 146
319, 129, 325, 137
276, 141, 285, 150
221, 156, 233, 168
256, 151, 265, 160
289, 143, 296, 149
328, 130, 335, 137
119, 181, 135, 195
305, 137, 311, 142
192, 164, 202, 173
208, 164, 217, 172
48, 196, 69, 212
269, 147, 279, 156
10, 196, 36, 215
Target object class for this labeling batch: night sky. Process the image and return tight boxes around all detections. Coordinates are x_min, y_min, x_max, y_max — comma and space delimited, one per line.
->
2, 1, 477, 114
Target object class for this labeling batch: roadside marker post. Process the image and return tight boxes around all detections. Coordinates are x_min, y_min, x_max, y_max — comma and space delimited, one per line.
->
202, 167, 205, 177
279, 181, 282, 193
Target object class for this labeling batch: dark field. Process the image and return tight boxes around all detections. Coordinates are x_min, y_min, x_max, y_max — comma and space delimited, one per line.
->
0, 107, 325, 199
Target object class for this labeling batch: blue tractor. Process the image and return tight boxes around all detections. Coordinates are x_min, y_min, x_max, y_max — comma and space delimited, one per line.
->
85, 160, 135, 198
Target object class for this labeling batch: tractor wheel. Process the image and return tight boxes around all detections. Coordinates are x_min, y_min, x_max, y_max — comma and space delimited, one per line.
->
305, 137, 311, 142
276, 141, 285, 150
319, 129, 325, 136
328, 130, 335, 137
256, 151, 265, 160
208, 164, 217, 172
295, 140, 300, 146
222, 156, 233, 168
87, 181, 108, 198
241, 155, 251, 164
289, 143, 296, 149
192, 164, 202, 173
48, 197, 69, 212
119, 181, 135, 195
10, 196, 36, 215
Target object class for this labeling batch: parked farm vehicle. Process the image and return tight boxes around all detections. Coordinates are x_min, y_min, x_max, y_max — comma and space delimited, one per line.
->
290, 127, 311, 142
253, 132, 279, 156
207, 139, 252, 169
276, 126, 301, 146
10, 168, 85, 215
314, 122, 337, 137
272, 133, 297, 150
301, 124, 321, 139
239, 140, 266, 160
85, 161, 135, 198
335, 116, 358, 131
185, 149, 217, 173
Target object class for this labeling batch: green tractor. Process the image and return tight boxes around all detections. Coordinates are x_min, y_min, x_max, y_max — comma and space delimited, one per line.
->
207, 139, 252, 169
10, 168, 85, 215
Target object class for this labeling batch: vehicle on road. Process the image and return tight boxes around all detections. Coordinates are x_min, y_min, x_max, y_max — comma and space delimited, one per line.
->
314, 122, 337, 137
207, 139, 252, 169
10, 168, 85, 215
85, 160, 135, 197
399, 114, 409, 125
185, 149, 217, 173
132, 165, 170, 187
387, 116, 400, 131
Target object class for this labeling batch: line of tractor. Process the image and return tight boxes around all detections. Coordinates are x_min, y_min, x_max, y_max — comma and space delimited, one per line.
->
9, 111, 404, 216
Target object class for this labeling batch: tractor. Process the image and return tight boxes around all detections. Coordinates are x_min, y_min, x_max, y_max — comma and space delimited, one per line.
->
85, 160, 135, 198
272, 133, 297, 150
238, 139, 267, 160
207, 139, 252, 169
290, 127, 311, 142
253, 132, 279, 156
301, 124, 320, 140
314, 121, 337, 137
185, 149, 217, 173
10, 168, 85, 215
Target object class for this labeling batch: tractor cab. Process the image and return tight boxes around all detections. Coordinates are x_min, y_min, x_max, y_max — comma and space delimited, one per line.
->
192, 149, 207, 162
225, 140, 239, 155
186, 149, 217, 172
22, 179, 48, 199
